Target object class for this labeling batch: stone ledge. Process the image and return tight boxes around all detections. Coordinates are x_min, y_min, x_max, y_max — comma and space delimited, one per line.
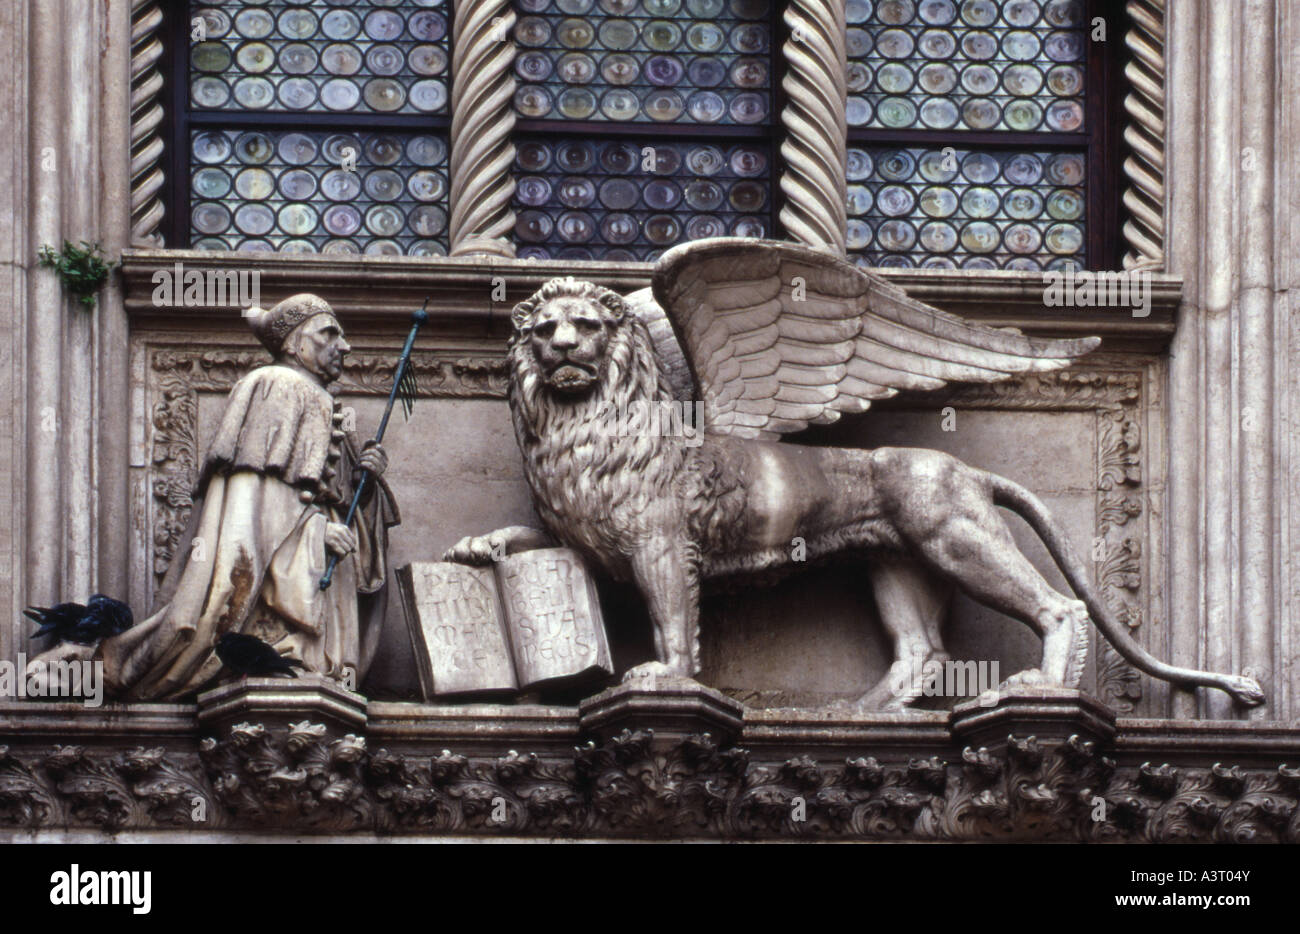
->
118, 249, 1180, 352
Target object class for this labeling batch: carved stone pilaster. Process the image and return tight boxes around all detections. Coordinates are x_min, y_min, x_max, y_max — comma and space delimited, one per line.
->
448, 0, 517, 258
951, 688, 1118, 756
1121, 0, 1166, 269
779, 0, 846, 255
196, 674, 369, 736
129, 0, 165, 247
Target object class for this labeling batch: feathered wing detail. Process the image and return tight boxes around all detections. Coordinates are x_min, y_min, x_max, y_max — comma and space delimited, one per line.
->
649, 238, 1102, 440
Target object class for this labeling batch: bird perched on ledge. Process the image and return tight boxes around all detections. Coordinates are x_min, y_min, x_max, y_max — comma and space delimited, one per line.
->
25, 594, 134, 645
216, 632, 307, 679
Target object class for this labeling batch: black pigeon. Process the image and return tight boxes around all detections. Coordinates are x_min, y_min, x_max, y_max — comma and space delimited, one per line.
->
25, 594, 134, 645
216, 632, 306, 679
24, 602, 87, 641
69, 594, 134, 643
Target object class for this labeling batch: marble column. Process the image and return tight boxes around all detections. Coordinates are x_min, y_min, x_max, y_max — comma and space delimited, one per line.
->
447, 0, 517, 258
4, 0, 133, 658
778, 0, 847, 254
1165, 0, 1296, 720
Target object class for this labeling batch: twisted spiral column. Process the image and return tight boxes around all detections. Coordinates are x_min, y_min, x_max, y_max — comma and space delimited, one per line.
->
779, 0, 846, 255
1121, 0, 1166, 269
448, 0, 518, 258
129, 0, 165, 246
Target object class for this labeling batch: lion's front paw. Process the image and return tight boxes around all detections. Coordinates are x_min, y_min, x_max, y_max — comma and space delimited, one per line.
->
443, 531, 507, 565
622, 661, 694, 685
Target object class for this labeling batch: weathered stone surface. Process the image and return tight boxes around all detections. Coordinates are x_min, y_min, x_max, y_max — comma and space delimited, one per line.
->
197, 674, 368, 736
399, 562, 517, 696
579, 674, 745, 748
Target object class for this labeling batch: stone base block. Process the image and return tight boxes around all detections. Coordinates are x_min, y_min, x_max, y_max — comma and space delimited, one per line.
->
950, 686, 1116, 754
578, 674, 744, 747
196, 673, 367, 736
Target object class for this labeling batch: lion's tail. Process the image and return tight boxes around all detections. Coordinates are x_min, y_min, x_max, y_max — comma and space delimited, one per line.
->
988, 473, 1265, 708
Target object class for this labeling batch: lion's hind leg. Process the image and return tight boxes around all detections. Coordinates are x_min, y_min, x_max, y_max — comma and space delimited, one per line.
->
883, 454, 1089, 690
849, 557, 954, 710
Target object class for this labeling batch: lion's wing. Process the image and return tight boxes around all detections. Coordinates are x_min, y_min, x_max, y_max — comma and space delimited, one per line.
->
649, 239, 1101, 440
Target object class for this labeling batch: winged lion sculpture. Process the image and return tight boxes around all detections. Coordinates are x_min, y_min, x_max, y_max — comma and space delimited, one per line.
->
447, 239, 1264, 711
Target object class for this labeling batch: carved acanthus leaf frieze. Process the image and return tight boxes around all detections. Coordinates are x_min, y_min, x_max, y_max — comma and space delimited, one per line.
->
2, 726, 1296, 841
199, 721, 370, 829
0, 743, 212, 832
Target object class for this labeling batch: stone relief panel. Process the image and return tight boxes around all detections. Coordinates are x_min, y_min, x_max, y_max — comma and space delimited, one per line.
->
702, 358, 1157, 714
132, 331, 1161, 712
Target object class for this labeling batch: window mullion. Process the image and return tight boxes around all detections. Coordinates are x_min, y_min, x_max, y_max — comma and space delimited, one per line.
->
449, 0, 521, 256
778, 0, 849, 255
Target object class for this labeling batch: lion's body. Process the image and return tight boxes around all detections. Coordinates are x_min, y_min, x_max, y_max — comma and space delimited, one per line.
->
448, 276, 1265, 710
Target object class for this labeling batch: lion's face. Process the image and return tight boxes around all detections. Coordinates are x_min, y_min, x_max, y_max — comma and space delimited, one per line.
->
527, 297, 613, 395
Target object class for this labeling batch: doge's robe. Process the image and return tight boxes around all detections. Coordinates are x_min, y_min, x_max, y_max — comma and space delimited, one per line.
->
97, 364, 398, 700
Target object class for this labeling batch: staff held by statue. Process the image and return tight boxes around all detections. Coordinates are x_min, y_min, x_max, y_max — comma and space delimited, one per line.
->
320, 302, 428, 590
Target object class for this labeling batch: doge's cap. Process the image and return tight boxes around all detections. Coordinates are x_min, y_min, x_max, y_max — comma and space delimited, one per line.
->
245, 293, 336, 355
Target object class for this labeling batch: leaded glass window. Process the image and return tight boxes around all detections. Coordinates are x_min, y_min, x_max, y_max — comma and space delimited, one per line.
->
845, 0, 1112, 271
509, 0, 779, 260
177, 1, 452, 254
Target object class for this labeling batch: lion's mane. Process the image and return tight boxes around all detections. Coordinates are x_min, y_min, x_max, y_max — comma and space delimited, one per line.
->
507, 278, 687, 571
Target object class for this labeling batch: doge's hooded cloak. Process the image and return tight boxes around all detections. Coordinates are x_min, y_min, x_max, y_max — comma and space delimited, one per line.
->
97, 364, 399, 700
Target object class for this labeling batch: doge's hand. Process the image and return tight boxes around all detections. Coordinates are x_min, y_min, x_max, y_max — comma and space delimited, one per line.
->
325, 522, 357, 557
358, 441, 388, 477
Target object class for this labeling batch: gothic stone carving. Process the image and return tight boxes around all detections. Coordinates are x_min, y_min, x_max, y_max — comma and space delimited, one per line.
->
1, 727, 1297, 842
0, 743, 212, 832
199, 722, 371, 830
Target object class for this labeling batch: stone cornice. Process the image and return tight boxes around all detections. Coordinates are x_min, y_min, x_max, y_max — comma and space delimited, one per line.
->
119, 250, 1182, 352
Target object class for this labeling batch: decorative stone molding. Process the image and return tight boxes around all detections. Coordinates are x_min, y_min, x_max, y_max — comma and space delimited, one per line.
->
200, 721, 371, 830
129, 0, 166, 247
448, 0, 518, 258
0, 743, 212, 833
779, 0, 847, 254
145, 346, 510, 582
3, 715, 1298, 841
1121, 0, 1166, 269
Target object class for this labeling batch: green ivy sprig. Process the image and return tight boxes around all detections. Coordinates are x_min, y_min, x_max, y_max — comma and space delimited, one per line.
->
37, 240, 118, 309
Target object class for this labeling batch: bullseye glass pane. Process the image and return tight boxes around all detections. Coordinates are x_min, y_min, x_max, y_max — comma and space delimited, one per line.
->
845, 0, 1086, 132
190, 129, 450, 255
845, 145, 1085, 270
189, 1, 451, 114
511, 0, 772, 124
512, 137, 771, 259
